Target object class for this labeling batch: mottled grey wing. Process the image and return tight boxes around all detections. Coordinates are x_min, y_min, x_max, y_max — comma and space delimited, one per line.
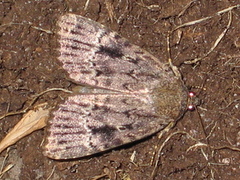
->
58, 13, 177, 93
45, 13, 189, 160
44, 94, 174, 159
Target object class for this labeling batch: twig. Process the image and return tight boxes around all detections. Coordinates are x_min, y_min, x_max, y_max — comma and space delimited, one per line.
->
151, 130, 193, 178
0, 22, 53, 34
46, 166, 56, 180
105, 0, 115, 22
178, 0, 197, 17
173, 4, 239, 31
167, 32, 182, 77
151, 129, 240, 179
84, 0, 90, 10
184, 10, 233, 64
0, 148, 14, 178
0, 88, 72, 120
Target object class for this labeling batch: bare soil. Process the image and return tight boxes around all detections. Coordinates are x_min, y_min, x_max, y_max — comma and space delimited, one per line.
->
0, 0, 239, 180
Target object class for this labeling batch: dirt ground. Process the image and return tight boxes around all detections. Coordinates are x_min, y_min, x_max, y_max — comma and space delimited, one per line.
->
0, 0, 239, 180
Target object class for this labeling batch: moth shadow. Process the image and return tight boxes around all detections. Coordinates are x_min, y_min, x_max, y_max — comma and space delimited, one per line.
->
53, 135, 155, 162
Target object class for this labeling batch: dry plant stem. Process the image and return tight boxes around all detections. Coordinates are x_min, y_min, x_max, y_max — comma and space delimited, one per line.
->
220, 98, 240, 109
0, 22, 53, 34
105, 0, 115, 22
187, 142, 209, 152
196, 107, 208, 140
216, 4, 240, 15
130, 150, 137, 164
174, 16, 212, 31
206, 121, 218, 140
178, 0, 196, 17
84, 0, 90, 10
91, 173, 108, 180
0, 148, 14, 178
31, 26, 53, 34
117, 0, 130, 24
184, 10, 233, 64
0, 148, 10, 172
0, 88, 72, 120
195, 107, 215, 164
150, 121, 176, 167
0, 103, 50, 154
187, 143, 240, 153
167, 5, 237, 66
167, 32, 182, 77
0, 164, 14, 178
151, 130, 240, 178
151, 122, 178, 178
136, 2, 161, 10
46, 166, 56, 180
173, 4, 238, 31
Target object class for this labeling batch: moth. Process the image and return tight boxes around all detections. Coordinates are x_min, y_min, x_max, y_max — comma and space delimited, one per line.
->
44, 13, 188, 159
